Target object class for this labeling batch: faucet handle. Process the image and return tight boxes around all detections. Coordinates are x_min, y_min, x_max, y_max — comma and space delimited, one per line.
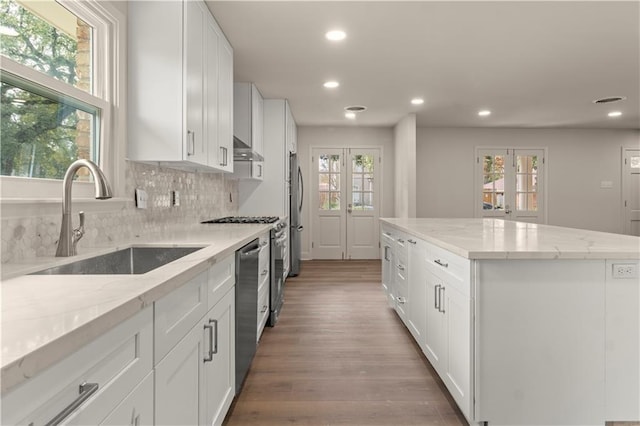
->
73, 211, 86, 248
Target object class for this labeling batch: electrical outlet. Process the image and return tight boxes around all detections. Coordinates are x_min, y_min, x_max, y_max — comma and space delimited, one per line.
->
612, 263, 638, 279
135, 188, 148, 209
171, 190, 180, 207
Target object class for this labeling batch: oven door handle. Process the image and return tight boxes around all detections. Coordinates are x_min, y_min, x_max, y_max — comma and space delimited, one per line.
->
274, 229, 286, 239
276, 235, 288, 245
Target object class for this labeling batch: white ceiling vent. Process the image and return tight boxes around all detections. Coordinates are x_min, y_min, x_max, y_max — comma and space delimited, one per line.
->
593, 96, 627, 104
344, 105, 367, 112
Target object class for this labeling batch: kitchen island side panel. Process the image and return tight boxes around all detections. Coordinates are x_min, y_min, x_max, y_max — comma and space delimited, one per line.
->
475, 259, 606, 426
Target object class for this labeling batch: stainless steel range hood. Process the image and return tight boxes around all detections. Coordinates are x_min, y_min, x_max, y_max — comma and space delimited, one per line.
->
233, 137, 264, 162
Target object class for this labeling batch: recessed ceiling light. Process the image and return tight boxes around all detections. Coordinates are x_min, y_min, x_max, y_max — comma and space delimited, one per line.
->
608, 111, 622, 117
323, 81, 339, 89
478, 110, 491, 117
411, 98, 424, 105
325, 30, 346, 41
345, 112, 356, 119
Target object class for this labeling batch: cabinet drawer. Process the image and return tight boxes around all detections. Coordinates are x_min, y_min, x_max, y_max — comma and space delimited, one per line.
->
3, 308, 153, 426
425, 243, 470, 296
100, 370, 153, 426
257, 281, 270, 340
155, 271, 208, 363
208, 255, 235, 310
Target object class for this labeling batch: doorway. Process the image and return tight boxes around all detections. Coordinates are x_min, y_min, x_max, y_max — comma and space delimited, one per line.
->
311, 147, 381, 259
475, 148, 546, 223
623, 149, 640, 236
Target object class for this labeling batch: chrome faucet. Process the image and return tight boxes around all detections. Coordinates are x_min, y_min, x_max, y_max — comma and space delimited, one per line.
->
55, 159, 113, 257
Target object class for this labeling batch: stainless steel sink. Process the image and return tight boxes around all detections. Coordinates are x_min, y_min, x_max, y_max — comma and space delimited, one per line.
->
32, 246, 205, 275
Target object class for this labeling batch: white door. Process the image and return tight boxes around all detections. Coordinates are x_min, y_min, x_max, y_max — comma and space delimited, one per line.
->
311, 148, 381, 259
623, 149, 640, 236
476, 148, 545, 223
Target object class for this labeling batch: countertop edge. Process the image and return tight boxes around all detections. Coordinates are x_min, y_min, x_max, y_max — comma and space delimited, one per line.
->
379, 218, 640, 260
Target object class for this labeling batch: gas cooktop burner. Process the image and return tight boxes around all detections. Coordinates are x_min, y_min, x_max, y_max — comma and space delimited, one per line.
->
201, 216, 280, 224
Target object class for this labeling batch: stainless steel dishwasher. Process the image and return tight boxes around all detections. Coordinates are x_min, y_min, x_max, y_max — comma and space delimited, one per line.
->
235, 239, 260, 393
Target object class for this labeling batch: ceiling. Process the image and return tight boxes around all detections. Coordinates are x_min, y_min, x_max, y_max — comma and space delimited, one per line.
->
207, 1, 640, 129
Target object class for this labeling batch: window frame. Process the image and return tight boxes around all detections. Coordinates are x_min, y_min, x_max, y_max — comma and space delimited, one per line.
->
0, 0, 125, 202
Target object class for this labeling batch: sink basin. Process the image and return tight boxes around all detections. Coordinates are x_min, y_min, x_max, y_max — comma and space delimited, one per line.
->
32, 246, 205, 275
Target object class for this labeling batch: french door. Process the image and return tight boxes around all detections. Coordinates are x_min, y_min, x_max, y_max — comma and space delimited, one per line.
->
476, 148, 546, 223
311, 147, 381, 259
623, 149, 640, 236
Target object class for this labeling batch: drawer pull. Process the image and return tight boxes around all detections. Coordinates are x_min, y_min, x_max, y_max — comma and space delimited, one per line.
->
397, 264, 405, 271
261, 269, 269, 276
397, 238, 405, 244
407, 239, 417, 244
434, 259, 449, 268
261, 305, 268, 313
45, 382, 99, 426
397, 296, 406, 304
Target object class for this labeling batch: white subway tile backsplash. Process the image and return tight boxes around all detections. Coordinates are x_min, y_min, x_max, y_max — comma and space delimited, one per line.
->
1, 161, 238, 263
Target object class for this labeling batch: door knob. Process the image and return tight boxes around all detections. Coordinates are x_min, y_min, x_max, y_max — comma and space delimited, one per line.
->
347, 203, 353, 213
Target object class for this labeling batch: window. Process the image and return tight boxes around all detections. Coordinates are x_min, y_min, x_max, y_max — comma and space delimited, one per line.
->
318, 154, 341, 210
351, 154, 374, 210
0, 0, 121, 194
476, 148, 546, 224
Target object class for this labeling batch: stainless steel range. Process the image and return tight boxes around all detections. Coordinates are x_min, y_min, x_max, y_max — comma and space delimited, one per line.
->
202, 216, 287, 327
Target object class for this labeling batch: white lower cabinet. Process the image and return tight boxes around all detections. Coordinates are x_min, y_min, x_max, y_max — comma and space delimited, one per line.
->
381, 226, 472, 423
2, 308, 153, 426
155, 256, 236, 426
155, 287, 235, 426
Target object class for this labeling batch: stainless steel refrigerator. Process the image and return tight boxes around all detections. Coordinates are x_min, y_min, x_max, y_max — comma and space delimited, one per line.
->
289, 152, 303, 276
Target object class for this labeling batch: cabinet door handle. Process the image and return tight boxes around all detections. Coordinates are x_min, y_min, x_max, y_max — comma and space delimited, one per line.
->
397, 264, 405, 271
434, 259, 449, 268
408, 239, 417, 244
187, 130, 195, 156
434, 284, 441, 310
384, 246, 390, 261
45, 382, 99, 426
261, 269, 269, 276
258, 164, 263, 177
220, 147, 228, 166
204, 321, 214, 362
438, 286, 446, 314
211, 318, 218, 354
261, 305, 268, 313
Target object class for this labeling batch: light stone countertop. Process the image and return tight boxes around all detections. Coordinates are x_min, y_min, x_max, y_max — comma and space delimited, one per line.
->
0, 223, 272, 393
380, 218, 640, 260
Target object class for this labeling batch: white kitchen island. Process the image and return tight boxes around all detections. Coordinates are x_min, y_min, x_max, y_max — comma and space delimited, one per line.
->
380, 218, 640, 426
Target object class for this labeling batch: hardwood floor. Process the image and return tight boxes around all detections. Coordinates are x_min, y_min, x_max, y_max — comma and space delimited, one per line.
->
223, 260, 467, 426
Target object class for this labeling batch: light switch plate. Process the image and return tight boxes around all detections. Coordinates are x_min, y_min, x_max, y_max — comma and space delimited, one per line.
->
135, 188, 148, 209
171, 190, 180, 207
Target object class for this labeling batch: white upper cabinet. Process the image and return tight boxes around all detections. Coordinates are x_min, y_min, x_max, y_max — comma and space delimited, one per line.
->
128, 0, 233, 173
233, 83, 264, 157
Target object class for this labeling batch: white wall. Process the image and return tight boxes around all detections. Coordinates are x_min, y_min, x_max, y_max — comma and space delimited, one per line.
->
394, 114, 417, 217
416, 127, 640, 234
297, 126, 395, 259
